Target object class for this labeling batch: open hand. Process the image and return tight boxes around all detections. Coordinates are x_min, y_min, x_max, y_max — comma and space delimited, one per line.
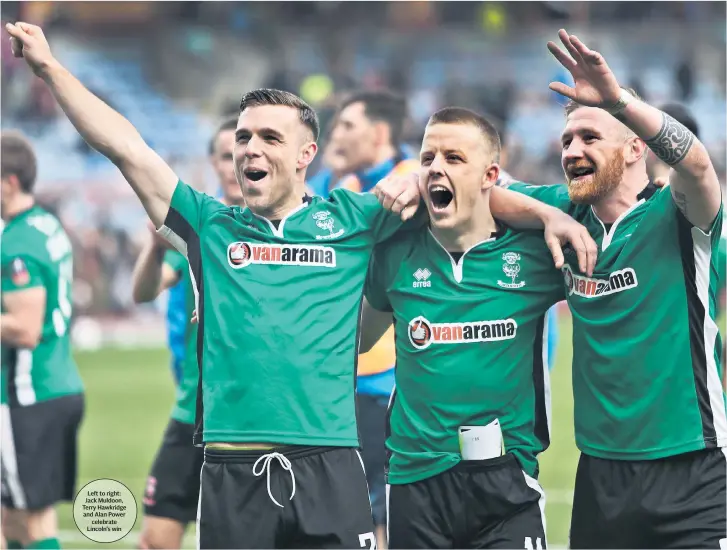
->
547, 29, 622, 109
543, 210, 598, 276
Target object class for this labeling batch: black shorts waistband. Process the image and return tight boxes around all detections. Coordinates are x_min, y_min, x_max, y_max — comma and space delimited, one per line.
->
203, 445, 354, 463
451, 452, 517, 472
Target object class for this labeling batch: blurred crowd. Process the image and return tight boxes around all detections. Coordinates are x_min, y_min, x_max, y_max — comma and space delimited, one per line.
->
2, 1, 725, 320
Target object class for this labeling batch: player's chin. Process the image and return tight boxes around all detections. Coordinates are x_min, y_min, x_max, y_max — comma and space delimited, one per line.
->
567, 177, 599, 205
427, 206, 458, 230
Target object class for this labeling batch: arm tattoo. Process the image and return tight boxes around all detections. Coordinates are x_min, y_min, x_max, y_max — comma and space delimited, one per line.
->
672, 189, 689, 216
644, 112, 695, 166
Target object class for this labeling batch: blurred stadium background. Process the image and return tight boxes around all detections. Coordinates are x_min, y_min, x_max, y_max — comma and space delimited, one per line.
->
1, 1, 725, 548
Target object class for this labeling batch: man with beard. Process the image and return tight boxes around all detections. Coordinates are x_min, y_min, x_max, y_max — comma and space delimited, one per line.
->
374, 28, 725, 550
511, 31, 725, 548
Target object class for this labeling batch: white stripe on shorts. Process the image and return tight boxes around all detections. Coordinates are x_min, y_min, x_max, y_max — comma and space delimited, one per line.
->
521, 470, 547, 547
196, 460, 203, 550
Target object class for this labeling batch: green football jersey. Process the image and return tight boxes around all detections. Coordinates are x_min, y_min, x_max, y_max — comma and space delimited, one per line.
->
716, 234, 726, 318
159, 180, 410, 446
510, 182, 727, 459
366, 226, 564, 483
164, 250, 198, 425
1, 206, 83, 406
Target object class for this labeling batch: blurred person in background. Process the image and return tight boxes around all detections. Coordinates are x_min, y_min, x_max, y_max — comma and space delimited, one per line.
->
511, 30, 726, 547
310, 90, 419, 548
1, 131, 84, 550
131, 118, 243, 550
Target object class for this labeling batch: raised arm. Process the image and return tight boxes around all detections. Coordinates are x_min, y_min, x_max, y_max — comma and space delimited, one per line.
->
620, 100, 719, 231
6, 22, 177, 227
547, 29, 721, 231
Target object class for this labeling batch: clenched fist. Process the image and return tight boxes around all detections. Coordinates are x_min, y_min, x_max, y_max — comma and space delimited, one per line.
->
6, 21, 57, 77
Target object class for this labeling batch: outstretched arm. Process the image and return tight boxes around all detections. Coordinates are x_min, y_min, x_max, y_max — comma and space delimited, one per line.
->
6, 22, 177, 227
548, 29, 721, 231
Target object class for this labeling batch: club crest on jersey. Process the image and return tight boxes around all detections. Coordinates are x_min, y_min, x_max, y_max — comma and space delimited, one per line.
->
562, 264, 638, 298
227, 242, 336, 269
313, 211, 345, 240
408, 315, 517, 350
497, 252, 526, 288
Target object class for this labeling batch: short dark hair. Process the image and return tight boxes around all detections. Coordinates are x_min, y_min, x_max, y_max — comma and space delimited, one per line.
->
564, 87, 642, 116
239, 88, 320, 141
1, 131, 37, 194
427, 107, 501, 163
208, 118, 238, 156
339, 90, 408, 146
658, 102, 700, 139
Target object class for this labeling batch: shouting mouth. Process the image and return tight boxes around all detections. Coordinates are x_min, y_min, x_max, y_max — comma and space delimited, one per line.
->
429, 184, 454, 213
243, 169, 268, 183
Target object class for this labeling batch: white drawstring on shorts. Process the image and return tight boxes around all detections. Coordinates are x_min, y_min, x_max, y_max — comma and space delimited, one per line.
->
252, 452, 296, 508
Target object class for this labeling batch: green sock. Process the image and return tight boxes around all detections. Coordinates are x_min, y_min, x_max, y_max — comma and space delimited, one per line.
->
27, 539, 60, 550
6, 541, 23, 549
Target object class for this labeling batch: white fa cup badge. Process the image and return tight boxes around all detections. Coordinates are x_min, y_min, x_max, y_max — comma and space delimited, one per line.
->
497, 252, 526, 289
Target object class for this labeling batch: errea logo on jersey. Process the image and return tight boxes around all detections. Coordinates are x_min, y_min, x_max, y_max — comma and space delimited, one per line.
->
408, 316, 517, 350
562, 264, 638, 298
227, 242, 336, 269
413, 268, 431, 288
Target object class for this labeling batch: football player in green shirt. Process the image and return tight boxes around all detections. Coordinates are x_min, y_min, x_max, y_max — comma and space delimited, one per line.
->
1, 131, 84, 550
540, 31, 725, 548
362, 107, 566, 549
7, 21, 597, 549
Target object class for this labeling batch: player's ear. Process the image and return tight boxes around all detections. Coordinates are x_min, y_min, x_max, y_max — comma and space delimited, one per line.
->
373, 121, 390, 148
297, 141, 318, 171
481, 163, 500, 191
1, 174, 20, 194
625, 136, 647, 166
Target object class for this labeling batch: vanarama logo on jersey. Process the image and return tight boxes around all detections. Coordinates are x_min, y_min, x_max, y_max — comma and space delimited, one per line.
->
408, 316, 517, 350
561, 264, 638, 298
227, 242, 336, 269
